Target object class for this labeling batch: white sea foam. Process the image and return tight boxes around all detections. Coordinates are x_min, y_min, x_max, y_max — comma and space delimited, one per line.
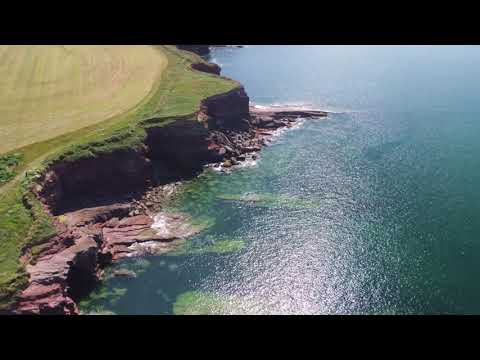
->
210, 165, 223, 173
250, 101, 357, 114
251, 101, 313, 108
271, 101, 314, 109
250, 104, 270, 110
236, 158, 258, 168
209, 155, 259, 173
209, 58, 223, 67
151, 213, 169, 234
266, 119, 308, 144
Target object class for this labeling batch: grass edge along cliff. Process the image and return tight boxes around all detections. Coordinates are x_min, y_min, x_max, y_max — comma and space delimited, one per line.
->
0, 45, 239, 311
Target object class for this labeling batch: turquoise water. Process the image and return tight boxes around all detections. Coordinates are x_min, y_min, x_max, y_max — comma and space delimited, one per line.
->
80, 46, 480, 314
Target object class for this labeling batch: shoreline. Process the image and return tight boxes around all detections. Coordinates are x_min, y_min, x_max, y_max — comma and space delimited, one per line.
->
8, 46, 328, 315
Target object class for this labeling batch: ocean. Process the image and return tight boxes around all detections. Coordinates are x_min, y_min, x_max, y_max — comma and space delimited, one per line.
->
80, 45, 480, 314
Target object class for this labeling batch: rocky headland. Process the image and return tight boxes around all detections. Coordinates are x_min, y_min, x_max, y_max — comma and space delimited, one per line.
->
10, 46, 327, 315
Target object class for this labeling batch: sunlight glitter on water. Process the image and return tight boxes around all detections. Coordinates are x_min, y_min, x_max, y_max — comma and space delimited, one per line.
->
80, 46, 480, 315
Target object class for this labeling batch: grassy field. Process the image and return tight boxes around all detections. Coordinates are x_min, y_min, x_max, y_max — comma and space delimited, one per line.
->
0, 45, 239, 310
0, 45, 168, 155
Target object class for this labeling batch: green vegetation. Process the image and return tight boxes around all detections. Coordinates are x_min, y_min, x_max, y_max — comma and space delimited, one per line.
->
0, 154, 22, 185
0, 45, 168, 155
78, 286, 127, 314
0, 45, 239, 310
173, 290, 253, 315
173, 291, 229, 315
102, 258, 152, 281
169, 234, 245, 256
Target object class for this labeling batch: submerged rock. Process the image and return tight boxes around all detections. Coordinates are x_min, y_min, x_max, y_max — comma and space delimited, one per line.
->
173, 290, 251, 315
112, 269, 137, 278
14, 207, 198, 314
170, 236, 245, 256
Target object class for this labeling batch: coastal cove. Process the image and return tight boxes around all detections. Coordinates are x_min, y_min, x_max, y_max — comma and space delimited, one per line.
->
81, 45, 480, 315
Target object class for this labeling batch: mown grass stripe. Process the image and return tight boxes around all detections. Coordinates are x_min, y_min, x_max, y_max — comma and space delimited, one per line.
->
0, 45, 239, 310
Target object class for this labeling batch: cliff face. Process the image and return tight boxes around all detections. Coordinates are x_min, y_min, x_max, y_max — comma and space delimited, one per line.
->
176, 45, 220, 75
190, 62, 221, 75
16, 227, 100, 314
34, 147, 153, 215
34, 84, 250, 215
146, 119, 223, 179
176, 45, 211, 56
198, 87, 250, 129
15, 202, 199, 314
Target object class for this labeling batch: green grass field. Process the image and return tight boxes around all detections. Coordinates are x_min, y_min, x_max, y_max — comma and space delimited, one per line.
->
0, 45, 239, 310
0, 45, 168, 155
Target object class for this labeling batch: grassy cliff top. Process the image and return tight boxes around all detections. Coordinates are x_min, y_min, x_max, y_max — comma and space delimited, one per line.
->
0, 45, 239, 310
0, 45, 168, 155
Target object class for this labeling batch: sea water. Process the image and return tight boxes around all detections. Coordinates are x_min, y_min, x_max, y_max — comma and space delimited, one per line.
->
80, 46, 480, 314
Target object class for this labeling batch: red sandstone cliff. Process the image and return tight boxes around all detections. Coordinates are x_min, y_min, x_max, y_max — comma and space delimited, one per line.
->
198, 87, 250, 129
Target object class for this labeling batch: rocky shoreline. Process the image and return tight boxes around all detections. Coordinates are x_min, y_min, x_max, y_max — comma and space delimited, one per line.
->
15, 202, 200, 314
10, 47, 327, 315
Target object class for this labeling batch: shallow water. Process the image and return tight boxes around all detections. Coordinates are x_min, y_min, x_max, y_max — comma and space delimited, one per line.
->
80, 46, 480, 314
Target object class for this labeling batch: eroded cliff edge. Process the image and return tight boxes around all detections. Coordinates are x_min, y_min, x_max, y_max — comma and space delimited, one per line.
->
7, 48, 327, 315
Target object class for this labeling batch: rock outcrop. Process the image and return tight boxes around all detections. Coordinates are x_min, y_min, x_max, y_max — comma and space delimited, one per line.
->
34, 147, 152, 214
198, 86, 250, 129
176, 45, 244, 56
15, 203, 199, 314
191, 62, 221, 75
176, 45, 211, 56
203, 105, 328, 170
17, 226, 100, 314
146, 118, 223, 179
